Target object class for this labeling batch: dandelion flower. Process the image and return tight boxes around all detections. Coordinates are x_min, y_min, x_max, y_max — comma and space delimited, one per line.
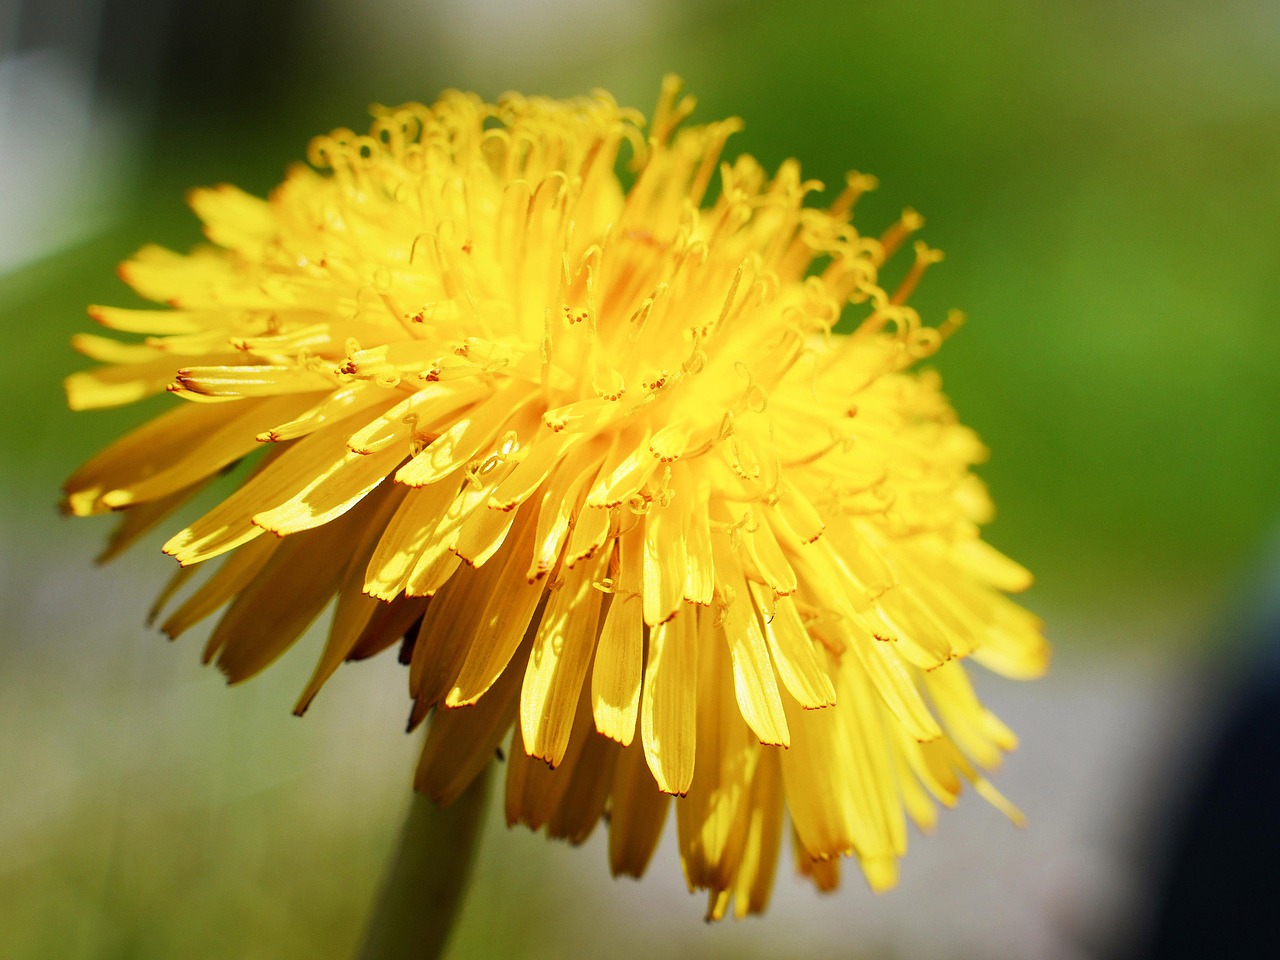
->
64, 77, 1048, 919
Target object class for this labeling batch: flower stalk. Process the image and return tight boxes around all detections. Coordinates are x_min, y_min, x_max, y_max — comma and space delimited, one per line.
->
358, 769, 491, 960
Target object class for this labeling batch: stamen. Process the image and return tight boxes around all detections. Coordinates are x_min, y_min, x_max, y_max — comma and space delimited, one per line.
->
829, 171, 879, 219
876, 208, 925, 266
650, 74, 698, 146
891, 241, 945, 306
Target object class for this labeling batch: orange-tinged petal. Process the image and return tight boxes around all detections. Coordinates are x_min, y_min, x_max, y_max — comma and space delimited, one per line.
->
608, 743, 671, 878
416, 631, 531, 807
160, 533, 280, 639
293, 486, 406, 713
205, 514, 360, 683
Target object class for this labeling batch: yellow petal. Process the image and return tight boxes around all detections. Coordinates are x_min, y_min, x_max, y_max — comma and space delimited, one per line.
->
453, 502, 516, 567
753, 586, 835, 710
520, 554, 607, 767
293, 486, 405, 713
741, 510, 797, 596
506, 679, 602, 831
403, 541, 464, 598
363, 480, 462, 600
835, 651, 908, 866
642, 496, 687, 626
719, 570, 789, 748
88, 304, 221, 335
257, 383, 387, 443
889, 728, 938, 833
489, 431, 580, 511
565, 503, 611, 566
641, 609, 698, 795
408, 560, 504, 710
345, 380, 488, 454
768, 482, 825, 545
731, 749, 784, 917
921, 660, 1017, 767
118, 243, 262, 307
173, 363, 335, 398
66, 355, 192, 410
676, 612, 758, 892
592, 530, 643, 745
586, 429, 657, 507
295, 585, 382, 715
527, 446, 604, 580
95, 393, 324, 512
95, 479, 209, 563
971, 597, 1050, 679
71, 333, 164, 364
795, 545, 941, 741
446, 524, 546, 706
188, 184, 276, 255
795, 845, 840, 893
395, 382, 537, 488
779, 679, 855, 861
957, 536, 1034, 592
251, 443, 405, 536
163, 415, 363, 565
874, 586, 956, 669
347, 594, 427, 661
681, 475, 715, 605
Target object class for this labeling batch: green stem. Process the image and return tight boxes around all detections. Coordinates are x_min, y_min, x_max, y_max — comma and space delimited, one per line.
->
357, 769, 491, 960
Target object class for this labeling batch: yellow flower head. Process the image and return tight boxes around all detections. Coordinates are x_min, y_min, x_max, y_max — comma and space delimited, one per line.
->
65, 77, 1047, 918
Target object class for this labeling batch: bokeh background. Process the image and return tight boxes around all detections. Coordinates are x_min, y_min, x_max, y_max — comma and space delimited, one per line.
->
3, 1, 1279, 958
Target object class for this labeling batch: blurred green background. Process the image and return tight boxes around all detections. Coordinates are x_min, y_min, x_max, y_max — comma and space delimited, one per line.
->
2, 1, 1277, 958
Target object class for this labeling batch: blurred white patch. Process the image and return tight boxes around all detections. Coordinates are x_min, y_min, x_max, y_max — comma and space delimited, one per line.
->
0, 48, 135, 273
439, 0, 655, 66
314, 0, 663, 82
